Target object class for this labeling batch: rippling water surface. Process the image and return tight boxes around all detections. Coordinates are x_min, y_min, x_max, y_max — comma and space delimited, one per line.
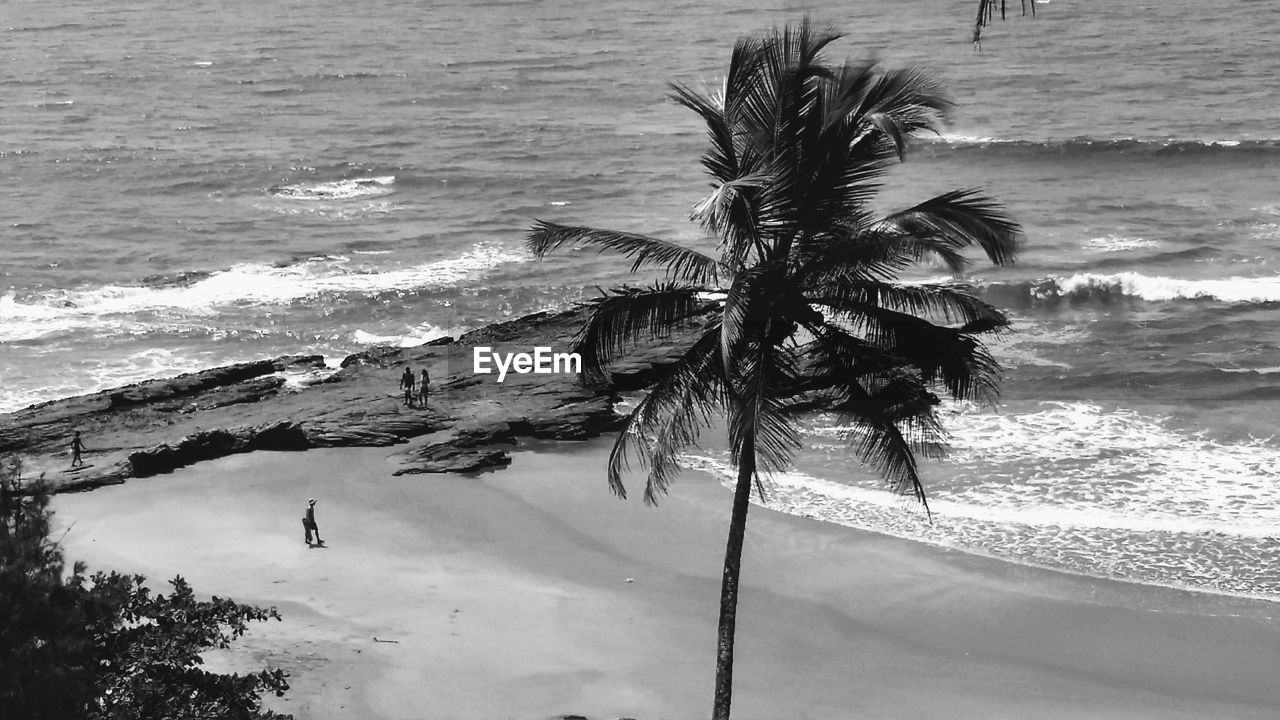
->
3, 0, 1279, 598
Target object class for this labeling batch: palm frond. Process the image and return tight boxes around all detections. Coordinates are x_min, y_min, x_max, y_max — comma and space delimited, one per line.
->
573, 283, 712, 385
605, 325, 727, 501
799, 324, 945, 512
863, 66, 951, 142
973, 0, 1037, 49
670, 46, 772, 269
723, 19, 846, 261
826, 63, 950, 157
792, 323, 908, 396
719, 266, 767, 379
726, 330, 803, 493
688, 174, 770, 239
877, 189, 1021, 268
841, 381, 942, 514
796, 227, 966, 278
809, 279, 1009, 329
670, 81, 740, 185
829, 302, 1006, 403
527, 221, 721, 285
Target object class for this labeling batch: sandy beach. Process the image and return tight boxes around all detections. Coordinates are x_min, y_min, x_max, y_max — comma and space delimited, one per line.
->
49, 439, 1280, 720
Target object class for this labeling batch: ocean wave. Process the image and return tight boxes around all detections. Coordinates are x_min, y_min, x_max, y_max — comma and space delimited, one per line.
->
985, 321, 1088, 368
922, 135, 1280, 161
0, 244, 526, 342
805, 401, 1280, 532
682, 399, 1280, 598
1222, 366, 1280, 375
270, 175, 396, 200
352, 324, 449, 347
980, 272, 1280, 308
1081, 234, 1162, 253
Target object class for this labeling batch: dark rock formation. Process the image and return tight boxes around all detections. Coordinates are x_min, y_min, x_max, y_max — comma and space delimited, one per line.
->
0, 305, 710, 492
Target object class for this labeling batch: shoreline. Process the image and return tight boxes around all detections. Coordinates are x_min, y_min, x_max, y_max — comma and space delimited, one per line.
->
5, 302, 1276, 610
52, 439, 1280, 719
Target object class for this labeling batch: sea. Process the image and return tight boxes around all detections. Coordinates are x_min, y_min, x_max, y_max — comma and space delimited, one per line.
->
3, 0, 1279, 600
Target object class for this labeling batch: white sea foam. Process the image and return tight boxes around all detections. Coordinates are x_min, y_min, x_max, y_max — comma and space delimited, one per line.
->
263, 199, 399, 219
1082, 234, 1161, 253
688, 453, 1276, 538
805, 401, 1280, 536
0, 244, 526, 342
0, 348, 222, 413
989, 344, 1071, 369
1248, 223, 1280, 241
1052, 272, 1280, 303
276, 366, 341, 390
352, 323, 448, 347
271, 175, 396, 200
931, 132, 998, 144
680, 400, 1280, 597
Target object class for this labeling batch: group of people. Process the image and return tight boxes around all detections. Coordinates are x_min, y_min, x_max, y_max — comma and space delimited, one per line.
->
400, 365, 431, 407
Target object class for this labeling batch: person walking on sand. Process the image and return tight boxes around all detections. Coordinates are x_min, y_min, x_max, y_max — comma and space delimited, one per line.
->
303, 498, 323, 546
400, 366, 416, 407
70, 430, 88, 467
418, 366, 430, 406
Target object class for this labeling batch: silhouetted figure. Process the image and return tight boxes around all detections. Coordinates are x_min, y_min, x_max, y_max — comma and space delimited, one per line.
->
418, 367, 430, 406
70, 431, 87, 467
303, 498, 322, 546
400, 366, 416, 407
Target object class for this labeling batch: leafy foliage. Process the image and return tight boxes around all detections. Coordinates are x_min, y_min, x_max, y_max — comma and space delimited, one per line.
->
0, 457, 292, 719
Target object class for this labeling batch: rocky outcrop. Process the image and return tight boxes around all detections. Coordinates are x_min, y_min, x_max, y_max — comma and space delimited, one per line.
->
0, 305, 711, 492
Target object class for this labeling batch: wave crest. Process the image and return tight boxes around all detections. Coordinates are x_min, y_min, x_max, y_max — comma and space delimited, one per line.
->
270, 175, 396, 200
923, 135, 1280, 161
0, 244, 526, 342
982, 272, 1280, 308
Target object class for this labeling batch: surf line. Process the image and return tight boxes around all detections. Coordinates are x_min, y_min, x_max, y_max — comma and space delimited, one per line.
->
472, 346, 582, 383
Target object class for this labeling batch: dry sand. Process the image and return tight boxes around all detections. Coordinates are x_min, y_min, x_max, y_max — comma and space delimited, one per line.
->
54, 440, 1280, 720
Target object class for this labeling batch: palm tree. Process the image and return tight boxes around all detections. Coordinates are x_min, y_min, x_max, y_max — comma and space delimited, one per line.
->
527, 19, 1020, 720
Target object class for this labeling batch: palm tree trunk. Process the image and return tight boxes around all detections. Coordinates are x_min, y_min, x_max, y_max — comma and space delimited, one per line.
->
712, 440, 755, 720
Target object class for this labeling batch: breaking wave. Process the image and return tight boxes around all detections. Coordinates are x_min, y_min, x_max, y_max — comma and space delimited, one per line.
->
683, 400, 1280, 599
0, 244, 526, 342
980, 272, 1280, 308
270, 175, 396, 200
923, 135, 1280, 161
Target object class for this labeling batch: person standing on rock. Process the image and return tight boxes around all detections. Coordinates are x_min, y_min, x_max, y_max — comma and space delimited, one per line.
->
400, 366, 416, 407
70, 430, 88, 468
303, 498, 323, 546
418, 367, 430, 406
